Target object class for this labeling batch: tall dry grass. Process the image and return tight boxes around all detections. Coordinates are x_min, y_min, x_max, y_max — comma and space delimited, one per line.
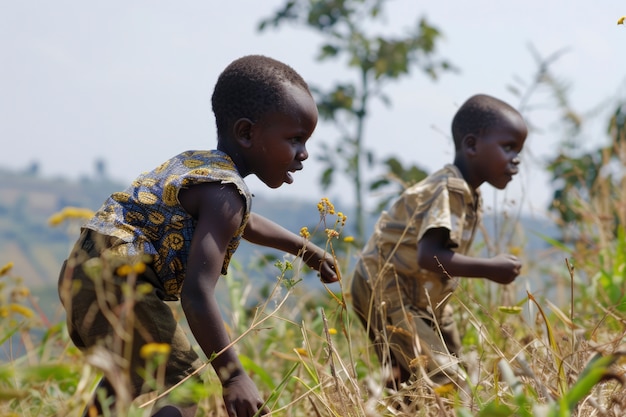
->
1, 189, 625, 416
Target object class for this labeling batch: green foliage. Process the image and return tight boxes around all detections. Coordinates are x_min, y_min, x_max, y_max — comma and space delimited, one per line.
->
369, 156, 428, 212
594, 226, 626, 312
0, 261, 94, 416
532, 61, 626, 319
537, 53, 626, 233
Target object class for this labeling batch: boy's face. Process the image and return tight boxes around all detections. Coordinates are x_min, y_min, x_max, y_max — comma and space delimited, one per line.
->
472, 111, 527, 190
246, 83, 318, 188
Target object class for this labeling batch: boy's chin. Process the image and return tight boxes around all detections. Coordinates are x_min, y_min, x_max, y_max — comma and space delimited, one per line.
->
262, 173, 293, 188
261, 179, 287, 189
490, 178, 512, 190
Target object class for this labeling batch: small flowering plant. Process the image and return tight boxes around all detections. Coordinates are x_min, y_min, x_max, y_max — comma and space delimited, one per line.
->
0, 262, 36, 324
0, 261, 84, 416
299, 198, 353, 304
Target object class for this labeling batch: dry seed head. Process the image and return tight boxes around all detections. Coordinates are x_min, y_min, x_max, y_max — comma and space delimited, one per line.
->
0, 262, 14, 277
409, 355, 429, 370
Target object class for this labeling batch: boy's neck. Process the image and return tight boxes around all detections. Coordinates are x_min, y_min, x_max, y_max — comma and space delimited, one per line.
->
217, 140, 248, 178
453, 156, 480, 191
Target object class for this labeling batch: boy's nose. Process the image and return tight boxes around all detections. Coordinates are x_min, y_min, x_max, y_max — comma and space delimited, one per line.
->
512, 155, 521, 165
296, 146, 308, 161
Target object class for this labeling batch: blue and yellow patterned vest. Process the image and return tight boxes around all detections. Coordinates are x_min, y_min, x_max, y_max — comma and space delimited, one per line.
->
84, 150, 251, 298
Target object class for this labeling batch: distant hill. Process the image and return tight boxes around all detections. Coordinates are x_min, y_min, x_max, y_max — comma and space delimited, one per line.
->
0, 168, 343, 290
0, 167, 561, 308
0, 169, 121, 287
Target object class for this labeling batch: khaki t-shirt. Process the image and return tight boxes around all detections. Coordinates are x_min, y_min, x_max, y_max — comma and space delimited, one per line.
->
355, 164, 481, 313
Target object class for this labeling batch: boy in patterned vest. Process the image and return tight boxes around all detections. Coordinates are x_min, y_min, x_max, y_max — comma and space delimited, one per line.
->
350, 94, 527, 397
59, 55, 337, 417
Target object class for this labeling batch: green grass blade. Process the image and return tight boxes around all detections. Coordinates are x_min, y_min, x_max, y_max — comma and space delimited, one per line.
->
239, 354, 276, 390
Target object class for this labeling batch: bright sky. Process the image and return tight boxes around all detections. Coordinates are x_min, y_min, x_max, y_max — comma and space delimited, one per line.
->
2, 1, 624, 219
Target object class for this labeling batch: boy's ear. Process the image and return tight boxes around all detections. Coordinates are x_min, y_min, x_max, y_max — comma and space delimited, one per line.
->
233, 118, 254, 148
462, 134, 478, 156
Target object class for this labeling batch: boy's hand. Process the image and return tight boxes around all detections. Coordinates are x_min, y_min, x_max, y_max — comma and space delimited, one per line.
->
305, 250, 339, 283
222, 373, 269, 417
487, 254, 521, 284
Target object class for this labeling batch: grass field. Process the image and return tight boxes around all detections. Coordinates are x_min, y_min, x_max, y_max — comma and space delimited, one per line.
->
1, 197, 625, 416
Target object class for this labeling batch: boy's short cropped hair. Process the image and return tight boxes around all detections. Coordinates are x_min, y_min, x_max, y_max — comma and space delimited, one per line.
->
451, 94, 519, 149
211, 55, 312, 138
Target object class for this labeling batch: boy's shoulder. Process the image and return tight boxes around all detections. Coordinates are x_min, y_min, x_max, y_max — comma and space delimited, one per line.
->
398, 164, 478, 210
406, 164, 466, 194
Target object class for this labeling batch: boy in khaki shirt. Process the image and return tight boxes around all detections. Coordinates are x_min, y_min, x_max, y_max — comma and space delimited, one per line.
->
350, 94, 527, 393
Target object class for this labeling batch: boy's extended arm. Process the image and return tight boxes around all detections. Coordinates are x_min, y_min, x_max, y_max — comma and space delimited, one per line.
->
417, 227, 521, 284
243, 212, 338, 283
179, 183, 268, 417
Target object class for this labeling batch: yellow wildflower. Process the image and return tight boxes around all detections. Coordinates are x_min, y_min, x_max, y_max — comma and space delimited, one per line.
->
343, 236, 355, 243
116, 264, 133, 277
0, 306, 9, 318
116, 261, 146, 277
48, 207, 94, 226
11, 286, 30, 298
299, 227, 310, 239
325, 229, 339, 239
328, 328, 337, 335
140, 343, 171, 359
133, 262, 146, 274
433, 383, 456, 395
47, 212, 65, 227
317, 197, 335, 215
9, 303, 34, 318
508, 246, 522, 256
618, 16, 625, 24
294, 347, 308, 357
0, 262, 13, 277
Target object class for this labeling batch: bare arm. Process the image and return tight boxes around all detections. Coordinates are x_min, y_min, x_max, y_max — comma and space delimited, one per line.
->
179, 182, 268, 417
243, 212, 338, 283
417, 227, 521, 284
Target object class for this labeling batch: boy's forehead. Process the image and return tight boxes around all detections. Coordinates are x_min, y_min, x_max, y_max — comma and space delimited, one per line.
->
280, 83, 316, 110
281, 81, 310, 99
478, 110, 526, 140
496, 109, 526, 130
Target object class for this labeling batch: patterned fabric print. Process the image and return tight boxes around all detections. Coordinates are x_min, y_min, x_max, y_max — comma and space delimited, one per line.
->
355, 164, 481, 314
84, 150, 251, 299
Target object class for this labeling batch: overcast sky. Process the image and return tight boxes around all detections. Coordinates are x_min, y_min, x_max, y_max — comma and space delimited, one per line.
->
1, 1, 624, 220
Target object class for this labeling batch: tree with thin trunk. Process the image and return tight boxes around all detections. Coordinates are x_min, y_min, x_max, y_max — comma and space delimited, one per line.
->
259, 0, 454, 243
